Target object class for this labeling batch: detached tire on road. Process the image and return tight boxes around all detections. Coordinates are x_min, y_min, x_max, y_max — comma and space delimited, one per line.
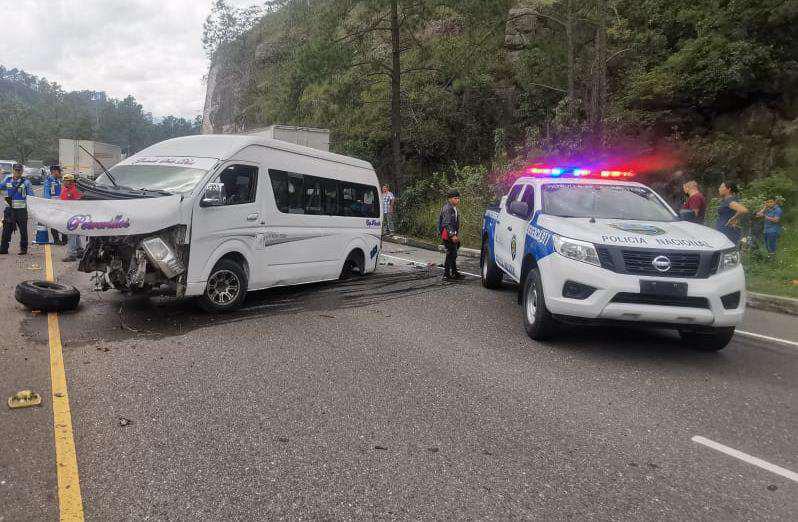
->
522, 268, 557, 341
481, 242, 503, 289
15, 280, 80, 312
198, 259, 248, 313
679, 327, 735, 351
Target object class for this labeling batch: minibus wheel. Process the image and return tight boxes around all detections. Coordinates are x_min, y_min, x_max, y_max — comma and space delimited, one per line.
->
340, 250, 365, 280
199, 259, 248, 312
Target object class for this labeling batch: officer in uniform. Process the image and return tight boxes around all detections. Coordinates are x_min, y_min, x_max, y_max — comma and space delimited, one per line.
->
43, 164, 67, 244
1, 163, 33, 255
438, 189, 464, 281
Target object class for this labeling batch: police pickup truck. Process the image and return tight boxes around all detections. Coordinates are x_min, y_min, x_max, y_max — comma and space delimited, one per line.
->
481, 167, 745, 351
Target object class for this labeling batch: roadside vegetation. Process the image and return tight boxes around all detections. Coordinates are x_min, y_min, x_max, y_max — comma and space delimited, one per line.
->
0, 67, 202, 163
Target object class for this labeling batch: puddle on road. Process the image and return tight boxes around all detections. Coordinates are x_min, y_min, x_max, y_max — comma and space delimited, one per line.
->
21, 267, 456, 346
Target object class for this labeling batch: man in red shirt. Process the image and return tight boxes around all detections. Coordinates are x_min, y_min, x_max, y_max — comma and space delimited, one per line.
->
682, 180, 707, 224
60, 174, 84, 261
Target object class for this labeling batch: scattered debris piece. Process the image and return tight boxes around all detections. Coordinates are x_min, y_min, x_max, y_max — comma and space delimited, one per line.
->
647, 463, 660, 470
8, 390, 42, 409
276, 437, 289, 443
374, 445, 388, 450
427, 446, 439, 453
31, 310, 41, 316
97, 345, 110, 352
319, 314, 336, 319
767, 485, 778, 491
118, 417, 132, 427
54, 392, 64, 398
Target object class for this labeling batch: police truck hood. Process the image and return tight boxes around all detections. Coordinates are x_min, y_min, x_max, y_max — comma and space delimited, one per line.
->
536, 215, 735, 251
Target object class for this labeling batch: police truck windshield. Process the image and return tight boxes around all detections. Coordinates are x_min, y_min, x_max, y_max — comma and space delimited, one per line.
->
542, 183, 676, 222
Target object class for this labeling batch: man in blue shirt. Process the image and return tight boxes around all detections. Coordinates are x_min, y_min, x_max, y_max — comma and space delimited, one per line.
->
757, 198, 783, 256
43, 165, 67, 244
1, 163, 33, 255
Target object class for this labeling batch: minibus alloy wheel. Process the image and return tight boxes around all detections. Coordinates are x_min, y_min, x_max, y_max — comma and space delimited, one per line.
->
199, 259, 248, 312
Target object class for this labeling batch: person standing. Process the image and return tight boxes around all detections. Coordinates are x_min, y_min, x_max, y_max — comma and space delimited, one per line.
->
438, 189, 463, 281
43, 165, 67, 244
756, 197, 783, 257
715, 182, 748, 245
382, 185, 396, 235
681, 181, 707, 223
60, 174, 84, 262
0, 163, 33, 255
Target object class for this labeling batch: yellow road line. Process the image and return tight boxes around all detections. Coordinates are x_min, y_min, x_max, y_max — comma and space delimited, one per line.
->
44, 244, 85, 521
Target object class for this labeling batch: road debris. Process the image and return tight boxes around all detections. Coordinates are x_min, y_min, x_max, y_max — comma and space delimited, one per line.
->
276, 437, 289, 443
118, 417, 132, 427
7, 390, 42, 409
767, 485, 778, 491
374, 445, 388, 450
427, 446, 439, 453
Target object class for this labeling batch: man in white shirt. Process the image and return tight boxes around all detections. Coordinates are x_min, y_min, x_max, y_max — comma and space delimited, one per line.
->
381, 185, 396, 234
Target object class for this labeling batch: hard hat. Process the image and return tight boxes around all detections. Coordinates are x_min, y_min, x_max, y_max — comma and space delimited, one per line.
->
63, 173, 76, 181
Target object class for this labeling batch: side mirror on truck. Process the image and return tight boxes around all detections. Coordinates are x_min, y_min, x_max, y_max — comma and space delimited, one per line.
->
200, 183, 227, 207
508, 200, 531, 220
678, 208, 696, 222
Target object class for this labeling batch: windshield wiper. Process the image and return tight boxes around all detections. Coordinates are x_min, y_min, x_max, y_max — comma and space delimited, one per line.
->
80, 145, 119, 187
138, 188, 173, 196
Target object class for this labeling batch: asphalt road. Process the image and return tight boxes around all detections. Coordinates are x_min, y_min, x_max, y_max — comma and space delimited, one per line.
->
1, 239, 796, 520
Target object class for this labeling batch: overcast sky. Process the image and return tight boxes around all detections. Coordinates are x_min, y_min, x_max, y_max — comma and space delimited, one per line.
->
0, 0, 255, 119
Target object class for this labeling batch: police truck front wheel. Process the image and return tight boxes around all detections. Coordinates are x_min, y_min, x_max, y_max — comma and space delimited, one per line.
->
199, 259, 248, 313
522, 268, 556, 340
679, 326, 735, 351
481, 242, 502, 289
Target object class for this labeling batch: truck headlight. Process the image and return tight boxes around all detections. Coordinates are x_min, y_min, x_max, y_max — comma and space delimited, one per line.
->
553, 235, 600, 267
717, 248, 741, 273
141, 237, 185, 279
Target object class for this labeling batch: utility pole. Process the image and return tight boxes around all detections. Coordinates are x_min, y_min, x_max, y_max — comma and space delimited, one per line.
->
389, 0, 403, 191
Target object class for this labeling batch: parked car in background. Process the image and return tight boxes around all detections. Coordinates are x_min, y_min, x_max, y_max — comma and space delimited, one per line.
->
0, 160, 16, 176
24, 165, 44, 185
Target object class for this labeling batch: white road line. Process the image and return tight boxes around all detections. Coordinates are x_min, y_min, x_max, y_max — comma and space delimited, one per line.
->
692, 436, 798, 483
735, 330, 798, 348
380, 253, 480, 278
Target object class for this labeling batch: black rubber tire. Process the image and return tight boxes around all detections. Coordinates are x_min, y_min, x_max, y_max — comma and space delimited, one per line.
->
15, 280, 80, 312
198, 259, 248, 313
679, 327, 735, 351
481, 241, 503, 289
339, 251, 365, 280
521, 268, 557, 341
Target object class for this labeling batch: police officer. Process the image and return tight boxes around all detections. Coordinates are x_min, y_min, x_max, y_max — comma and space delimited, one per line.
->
1, 163, 33, 255
438, 189, 464, 281
43, 165, 67, 244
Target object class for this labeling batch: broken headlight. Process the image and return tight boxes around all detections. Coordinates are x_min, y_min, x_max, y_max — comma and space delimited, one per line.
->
141, 237, 185, 279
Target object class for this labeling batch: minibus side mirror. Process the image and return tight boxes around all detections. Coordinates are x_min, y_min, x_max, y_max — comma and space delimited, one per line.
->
201, 183, 227, 207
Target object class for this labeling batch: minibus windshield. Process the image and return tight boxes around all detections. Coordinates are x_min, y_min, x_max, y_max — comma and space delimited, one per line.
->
96, 160, 213, 194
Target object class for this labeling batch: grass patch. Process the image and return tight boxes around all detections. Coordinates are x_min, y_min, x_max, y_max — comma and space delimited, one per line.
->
743, 231, 798, 298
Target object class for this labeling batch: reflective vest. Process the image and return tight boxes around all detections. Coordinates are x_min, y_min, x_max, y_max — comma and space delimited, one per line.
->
2, 175, 32, 209
44, 175, 62, 199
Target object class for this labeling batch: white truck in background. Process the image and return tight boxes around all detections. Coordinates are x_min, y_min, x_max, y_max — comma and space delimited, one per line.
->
245, 125, 330, 152
59, 139, 122, 180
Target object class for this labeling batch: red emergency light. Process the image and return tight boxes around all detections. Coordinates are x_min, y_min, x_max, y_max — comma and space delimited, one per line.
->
527, 166, 636, 179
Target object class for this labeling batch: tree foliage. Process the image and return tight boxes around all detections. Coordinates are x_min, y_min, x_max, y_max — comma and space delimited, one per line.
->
0, 66, 202, 164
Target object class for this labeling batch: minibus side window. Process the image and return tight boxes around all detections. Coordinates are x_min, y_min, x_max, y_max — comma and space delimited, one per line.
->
323, 180, 338, 215
304, 176, 324, 215
217, 164, 257, 205
270, 170, 304, 214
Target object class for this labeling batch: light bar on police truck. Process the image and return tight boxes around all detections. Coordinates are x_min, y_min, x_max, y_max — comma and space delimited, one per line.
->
527, 166, 635, 179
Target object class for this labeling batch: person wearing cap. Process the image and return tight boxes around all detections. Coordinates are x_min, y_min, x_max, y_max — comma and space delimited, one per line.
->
43, 165, 67, 244
437, 189, 464, 281
0, 163, 33, 255
60, 174, 84, 262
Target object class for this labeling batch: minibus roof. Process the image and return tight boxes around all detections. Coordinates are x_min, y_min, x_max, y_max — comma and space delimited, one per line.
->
135, 134, 374, 171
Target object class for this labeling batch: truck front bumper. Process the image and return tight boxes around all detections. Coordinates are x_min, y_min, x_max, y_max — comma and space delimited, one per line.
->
537, 254, 745, 328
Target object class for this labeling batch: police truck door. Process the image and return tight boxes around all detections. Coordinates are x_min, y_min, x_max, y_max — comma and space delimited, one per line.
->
494, 184, 525, 281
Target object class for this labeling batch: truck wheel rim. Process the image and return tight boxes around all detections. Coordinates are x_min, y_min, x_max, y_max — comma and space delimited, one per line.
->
207, 270, 240, 305
526, 279, 537, 324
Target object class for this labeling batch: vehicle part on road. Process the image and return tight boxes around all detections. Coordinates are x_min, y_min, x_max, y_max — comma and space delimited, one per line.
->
679, 327, 735, 351
199, 258, 248, 312
7, 390, 42, 409
15, 280, 80, 312
522, 268, 557, 340
481, 241, 503, 289
340, 249, 365, 280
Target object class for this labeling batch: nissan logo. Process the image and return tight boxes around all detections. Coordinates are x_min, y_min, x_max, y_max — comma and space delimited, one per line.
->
652, 255, 672, 272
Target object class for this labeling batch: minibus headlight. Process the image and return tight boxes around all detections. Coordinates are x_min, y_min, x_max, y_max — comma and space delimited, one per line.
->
141, 237, 185, 278
717, 248, 740, 273
553, 235, 601, 267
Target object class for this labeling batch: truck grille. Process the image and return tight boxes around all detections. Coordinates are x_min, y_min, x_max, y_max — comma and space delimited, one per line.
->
621, 251, 700, 278
611, 292, 710, 309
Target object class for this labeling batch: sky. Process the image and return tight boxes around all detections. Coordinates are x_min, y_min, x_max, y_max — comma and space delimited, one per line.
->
0, 0, 255, 119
